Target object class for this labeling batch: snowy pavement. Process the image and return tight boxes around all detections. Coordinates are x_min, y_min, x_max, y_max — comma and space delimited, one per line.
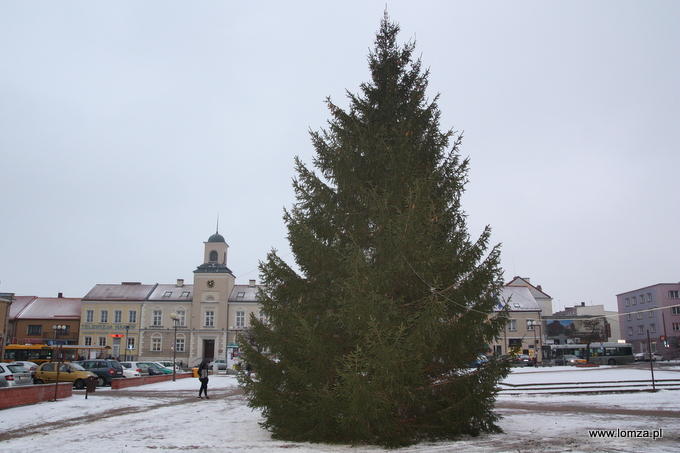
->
0, 365, 678, 452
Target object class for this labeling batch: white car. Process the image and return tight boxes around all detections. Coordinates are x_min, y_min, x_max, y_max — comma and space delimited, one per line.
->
9, 361, 40, 378
634, 352, 662, 362
122, 368, 141, 378
209, 359, 227, 370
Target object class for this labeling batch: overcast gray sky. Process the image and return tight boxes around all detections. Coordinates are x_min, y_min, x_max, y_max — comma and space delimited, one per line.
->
1, 1, 678, 312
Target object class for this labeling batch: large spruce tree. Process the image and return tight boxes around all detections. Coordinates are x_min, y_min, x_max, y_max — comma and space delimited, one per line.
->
239, 14, 509, 448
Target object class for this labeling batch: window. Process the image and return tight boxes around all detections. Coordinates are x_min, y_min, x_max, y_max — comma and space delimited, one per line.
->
27, 325, 42, 335
669, 290, 679, 299
632, 296, 637, 305
152, 337, 162, 351
163, 291, 172, 298
236, 310, 246, 328
100, 310, 108, 323
84, 336, 92, 346
98, 337, 107, 347
259, 310, 267, 323
176, 337, 185, 353
127, 337, 135, 351
153, 310, 162, 326
209, 250, 218, 262
526, 319, 535, 331
237, 292, 245, 298
86, 310, 94, 323
672, 307, 680, 315
647, 293, 652, 302
673, 322, 680, 331
508, 319, 517, 331
649, 310, 654, 318
628, 327, 633, 336
176, 309, 186, 326
205, 310, 215, 327
638, 326, 644, 334
181, 291, 190, 298
627, 314, 632, 321
625, 298, 630, 307
637, 312, 643, 320
128, 310, 137, 323
114, 310, 122, 323
650, 324, 656, 333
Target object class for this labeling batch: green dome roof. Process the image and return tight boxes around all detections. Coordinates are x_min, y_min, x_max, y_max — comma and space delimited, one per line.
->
208, 232, 225, 243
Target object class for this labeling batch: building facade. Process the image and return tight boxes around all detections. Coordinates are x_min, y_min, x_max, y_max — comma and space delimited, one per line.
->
617, 283, 680, 360
491, 284, 543, 360
78, 231, 263, 367
5, 294, 81, 346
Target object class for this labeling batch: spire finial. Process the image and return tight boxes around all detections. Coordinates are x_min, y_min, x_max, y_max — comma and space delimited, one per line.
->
216, 215, 219, 234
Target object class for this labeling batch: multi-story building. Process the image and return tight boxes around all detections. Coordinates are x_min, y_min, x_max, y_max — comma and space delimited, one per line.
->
78, 231, 263, 367
80, 283, 155, 359
617, 283, 680, 360
491, 282, 543, 360
5, 294, 81, 346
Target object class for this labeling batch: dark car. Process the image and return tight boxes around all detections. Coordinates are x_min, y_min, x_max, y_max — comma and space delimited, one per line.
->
553, 354, 586, 366
514, 354, 533, 366
73, 359, 124, 386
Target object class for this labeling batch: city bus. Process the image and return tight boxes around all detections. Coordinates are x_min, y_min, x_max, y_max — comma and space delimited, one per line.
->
549, 342, 635, 365
3, 344, 111, 364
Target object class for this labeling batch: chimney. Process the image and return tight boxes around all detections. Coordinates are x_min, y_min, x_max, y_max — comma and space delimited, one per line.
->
177, 279, 184, 287
249, 279, 256, 287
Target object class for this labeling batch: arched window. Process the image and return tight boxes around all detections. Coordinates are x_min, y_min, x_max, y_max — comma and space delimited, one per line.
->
209, 250, 218, 262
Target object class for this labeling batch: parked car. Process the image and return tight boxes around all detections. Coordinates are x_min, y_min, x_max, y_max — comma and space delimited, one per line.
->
157, 361, 181, 372
151, 362, 175, 373
514, 354, 533, 366
209, 359, 227, 370
553, 354, 586, 366
0, 363, 34, 387
470, 355, 489, 368
634, 352, 662, 362
72, 359, 124, 386
9, 361, 39, 378
34, 362, 96, 389
122, 368, 141, 378
121, 361, 154, 375
142, 362, 172, 375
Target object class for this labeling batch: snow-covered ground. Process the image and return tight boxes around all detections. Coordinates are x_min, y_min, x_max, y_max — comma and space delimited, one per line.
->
0, 364, 678, 452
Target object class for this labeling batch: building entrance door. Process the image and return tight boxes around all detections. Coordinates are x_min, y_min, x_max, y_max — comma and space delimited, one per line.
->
203, 339, 215, 361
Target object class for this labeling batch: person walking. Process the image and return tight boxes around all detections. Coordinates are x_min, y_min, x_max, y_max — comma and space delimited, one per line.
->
198, 360, 210, 399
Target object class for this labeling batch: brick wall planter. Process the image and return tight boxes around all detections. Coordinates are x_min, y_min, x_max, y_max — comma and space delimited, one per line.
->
0, 383, 72, 410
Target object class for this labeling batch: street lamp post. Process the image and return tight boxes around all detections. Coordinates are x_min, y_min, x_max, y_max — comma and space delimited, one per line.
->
170, 313, 179, 382
125, 325, 130, 361
52, 324, 66, 401
528, 320, 540, 367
